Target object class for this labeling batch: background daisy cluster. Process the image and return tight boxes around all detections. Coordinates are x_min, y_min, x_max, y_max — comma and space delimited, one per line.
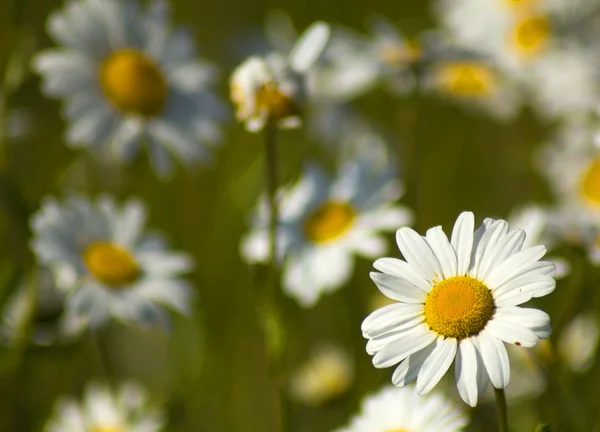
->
1, 0, 600, 430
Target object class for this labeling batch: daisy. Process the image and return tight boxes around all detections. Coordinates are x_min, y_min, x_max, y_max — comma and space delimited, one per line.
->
241, 159, 412, 307
44, 381, 164, 432
362, 211, 555, 406
230, 21, 330, 132
335, 385, 468, 432
288, 344, 354, 406
30, 195, 193, 330
32, 0, 225, 178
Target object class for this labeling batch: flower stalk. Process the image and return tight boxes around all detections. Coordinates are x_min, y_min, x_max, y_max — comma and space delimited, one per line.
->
494, 387, 509, 432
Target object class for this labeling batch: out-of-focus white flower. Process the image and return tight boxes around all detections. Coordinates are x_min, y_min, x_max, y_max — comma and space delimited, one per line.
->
422, 56, 522, 120
30, 195, 194, 331
335, 385, 468, 431
44, 381, 164, 432
230, 22, 330, 132
241, 159, 411, 307
363, 212, 555, 407
33, 0, 225, 179
558, 312, 600, 372
289, 345, 353, 406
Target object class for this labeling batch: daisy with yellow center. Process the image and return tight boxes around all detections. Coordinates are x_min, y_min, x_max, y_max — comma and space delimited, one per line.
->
362, 212, 555, 406
44, 381, 164, 432
30, 195, 193, 330
335, 385, 468, 431
230, 22, 330, 132
32, 0, 225, 178
241, 160, 412, 307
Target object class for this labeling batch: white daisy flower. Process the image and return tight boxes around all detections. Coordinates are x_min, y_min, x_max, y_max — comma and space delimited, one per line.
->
44, 381, 164, 432
241, 160, 412, 307
30, 195, 193, 330
362, 211, 555, 407
230, 21, 330, 132
422, 55, 522, 120
335, 385, 468, 432
33, 0, 225, 178
288, 344, 353, 406
558, 312, 600, 372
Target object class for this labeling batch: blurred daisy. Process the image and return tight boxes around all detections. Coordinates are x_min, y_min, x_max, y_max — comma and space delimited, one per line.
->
362, 211, 555, 406
335, 385, 468, 432
558, 312, 600, 372
30, 195, 193, 330
33, 0, 225, 178
45, 381, 163, 432
422, 55, 521, 120
230, 21, 330, 132
241, 160, 412, 307
289, 344, 353, 406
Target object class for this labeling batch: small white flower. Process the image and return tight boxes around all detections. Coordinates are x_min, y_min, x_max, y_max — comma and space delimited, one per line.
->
44, 381, 164, 432
30, 195, 193, 330
33, 0, 225, 178
230, 21, 330, 132
289, 344, 353, 406
558, 312, 600, 372
362, 211, 555, 407
335, 385, 468, 432
241, 159, 412, 307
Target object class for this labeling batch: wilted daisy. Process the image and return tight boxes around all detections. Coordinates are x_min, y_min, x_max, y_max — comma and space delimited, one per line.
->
230, 21, 330, 132
335, 385, 468, 432
33, 0, 225, 178
30, 195, 193, 330
45, 381, 163, 432
241, 160, 412, 307
289, 344, 353, 406
558, 312, 600, 373
362, 211, 555, 406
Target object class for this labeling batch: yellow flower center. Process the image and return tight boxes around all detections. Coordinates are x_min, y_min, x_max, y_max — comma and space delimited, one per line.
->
83, 241, 141, 287
424, 276, 495, 340
511, 16, 550, 58
580, 158, 600, 206
91, 426, 123, 432
304, 201, 356, 244
255, 82, 299, 123
100, 49, 168, 117
435, 62, 497, 97
379, 40, 421, 65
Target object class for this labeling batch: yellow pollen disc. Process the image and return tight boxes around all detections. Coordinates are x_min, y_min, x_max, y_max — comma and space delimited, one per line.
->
384, 429, 410, 432
436, 62, 497, 97
580, 158, 600, 206
83, 241, 141, 287
424, 276, 495, 340
379, 40, 421, 65
100, 49, 168, 117
511, 16, 550, 58
304, 201, 356, 244
255, 82, 299, 122
91, 426, 123, 432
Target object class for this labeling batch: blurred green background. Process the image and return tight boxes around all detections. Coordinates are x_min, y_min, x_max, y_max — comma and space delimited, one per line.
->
0, 0, 599, 431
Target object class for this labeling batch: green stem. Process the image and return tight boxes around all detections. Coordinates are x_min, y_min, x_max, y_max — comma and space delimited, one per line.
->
495, 387, 509, 432
265, 125, 278, 276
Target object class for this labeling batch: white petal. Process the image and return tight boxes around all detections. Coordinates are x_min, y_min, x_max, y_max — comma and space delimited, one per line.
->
289, 22, 330, 72
361, 303, 424, 338
484, 245, 548, 288
372, 324, 436, 368
494, 306, 552, 339
471, 220, 508, 280
370, 272, 428, 304
425, 226, 457, 279
455, 338, 479, 407
451, 211, 474, 275
372, 257, 431, 291
494, 277, 556, 306
391, 343, 436, 387
478, 331, 510, 389
416, 337, 457, 395
396, 228, 443, 281
113, 198, 146, 246
486, 320, 539, 347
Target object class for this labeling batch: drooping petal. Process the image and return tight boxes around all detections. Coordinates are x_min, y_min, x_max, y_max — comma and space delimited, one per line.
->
455, 338, 479, 407
416, 337, 457, 395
